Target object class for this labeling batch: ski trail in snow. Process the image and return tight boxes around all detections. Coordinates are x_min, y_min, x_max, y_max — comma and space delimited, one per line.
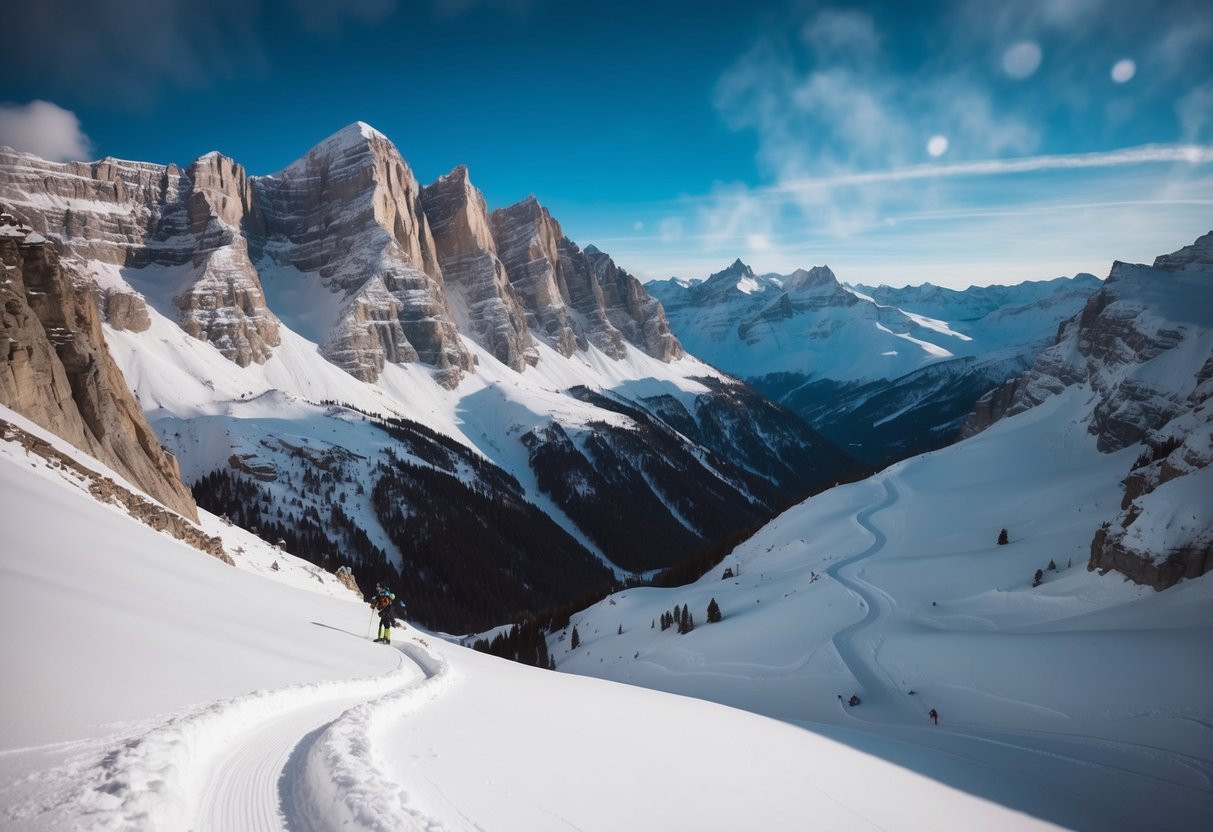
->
826, 477, 913, 721
75, 638, 433, 832
195, 692, 386, 832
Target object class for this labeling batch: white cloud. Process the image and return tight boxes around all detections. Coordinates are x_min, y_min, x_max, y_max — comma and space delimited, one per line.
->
927, 135, 949, 157
0, 101, 92, 161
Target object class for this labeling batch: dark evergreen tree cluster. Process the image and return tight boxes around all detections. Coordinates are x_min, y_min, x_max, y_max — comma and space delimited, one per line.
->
707, 598, 722, 623
191, 468, 402, 593
522, 392, 789, 574
371, 453, 614, 633
471, 623, 553, 669
998, 528, 1009, 545
658, 604, 695, 634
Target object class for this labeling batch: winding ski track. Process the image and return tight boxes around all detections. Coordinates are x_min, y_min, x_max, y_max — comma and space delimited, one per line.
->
824, 477, 915, 720
191, 643, 431, 832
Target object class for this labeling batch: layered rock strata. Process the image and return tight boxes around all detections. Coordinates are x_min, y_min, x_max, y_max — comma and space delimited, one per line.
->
2, 122, 682, 387
963, 231, 1213, 589
255, 124, 471, 385
0, 216, 198, 520
420, 166, 535, 371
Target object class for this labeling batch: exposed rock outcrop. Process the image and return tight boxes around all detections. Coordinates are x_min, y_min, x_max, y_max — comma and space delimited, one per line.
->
2, 417, 224, 561
0, 216, 198, 520
255, 123, 471, 385
584, 244, 683, 362
962, 231, 1213, 590
420, 166, 535, 371
490, 196, 580, 356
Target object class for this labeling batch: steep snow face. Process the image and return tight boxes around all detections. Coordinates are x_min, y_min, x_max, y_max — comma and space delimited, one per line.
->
553, 387, 1213, 832
966, 231, 1213, 589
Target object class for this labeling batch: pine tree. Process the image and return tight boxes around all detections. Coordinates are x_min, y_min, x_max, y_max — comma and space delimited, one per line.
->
571, 626, 581, 649
998, 528, 1009, 545
707, 598, 722, 623
1033, 569, 1044, 587
1047, 559, 1057, 571
617, 623, 623, 635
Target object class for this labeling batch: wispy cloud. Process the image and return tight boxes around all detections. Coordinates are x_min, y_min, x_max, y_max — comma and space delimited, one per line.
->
760, 144, 1213, 197
626, 1, 1213, 286
0, 101, 92, 162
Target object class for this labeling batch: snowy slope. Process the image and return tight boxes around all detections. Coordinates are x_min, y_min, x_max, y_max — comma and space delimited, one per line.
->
552, 387, 1213, 831
0, 404, 1058, 832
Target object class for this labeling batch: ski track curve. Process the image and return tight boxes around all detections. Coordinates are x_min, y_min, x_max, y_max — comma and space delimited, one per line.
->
825, 476, 910, 719
195, 692, 383, 832
74, 633, 450, 832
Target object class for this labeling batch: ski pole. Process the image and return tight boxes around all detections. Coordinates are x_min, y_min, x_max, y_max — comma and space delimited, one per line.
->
368, 606, 376, 639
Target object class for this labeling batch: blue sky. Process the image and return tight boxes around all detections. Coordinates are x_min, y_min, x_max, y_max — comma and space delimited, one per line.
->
1, 0, 1210, 287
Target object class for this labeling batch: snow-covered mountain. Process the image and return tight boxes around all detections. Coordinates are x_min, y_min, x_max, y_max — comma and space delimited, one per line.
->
554, 234, 1213, 832
0, 404, 1062, 831
0, 128, 854, 632
648, 260, 1100, 466
963, 230, 1213, 590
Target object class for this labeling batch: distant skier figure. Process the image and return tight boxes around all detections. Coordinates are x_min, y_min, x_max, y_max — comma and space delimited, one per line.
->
371, 583, 397, 644
929, 708, 938, 725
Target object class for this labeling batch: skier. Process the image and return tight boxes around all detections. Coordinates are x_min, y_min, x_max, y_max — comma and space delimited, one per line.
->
370, 583, 397, 644
929, 708, 938, 725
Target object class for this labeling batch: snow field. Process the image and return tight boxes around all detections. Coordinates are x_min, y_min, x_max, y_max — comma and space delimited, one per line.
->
554, 389, 1213, 830
1, 401, 1072, 831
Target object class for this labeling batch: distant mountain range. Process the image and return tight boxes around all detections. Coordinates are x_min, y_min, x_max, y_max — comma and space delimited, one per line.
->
648, 260, 1101, 466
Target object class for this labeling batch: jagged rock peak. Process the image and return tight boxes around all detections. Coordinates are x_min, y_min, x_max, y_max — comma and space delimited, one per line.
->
784, 265, 838, 292
1152, 230, 1213, 273
695, 258, 759, 299
255, 121, 468, 383
420, 165, 536, 372
490, 195, 581, 357
421, 164, 497, 259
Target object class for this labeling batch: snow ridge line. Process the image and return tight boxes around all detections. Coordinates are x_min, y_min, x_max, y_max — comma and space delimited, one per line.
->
298, 638, 454, 831
76, 651, 418, 831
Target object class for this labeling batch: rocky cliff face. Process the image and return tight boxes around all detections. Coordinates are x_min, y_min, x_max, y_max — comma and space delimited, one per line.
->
420, 166, 535, 371
255, 123, 471, 385
490, 196, 580, 356
0, 147, 281, 368
584, 244, 683, 362
0, 215, 198, 520
2, 123, 682, 387
963, 232, 1213, 589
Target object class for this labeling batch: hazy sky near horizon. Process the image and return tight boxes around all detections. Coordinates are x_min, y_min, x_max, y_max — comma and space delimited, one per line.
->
1, 0, 1210, 287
